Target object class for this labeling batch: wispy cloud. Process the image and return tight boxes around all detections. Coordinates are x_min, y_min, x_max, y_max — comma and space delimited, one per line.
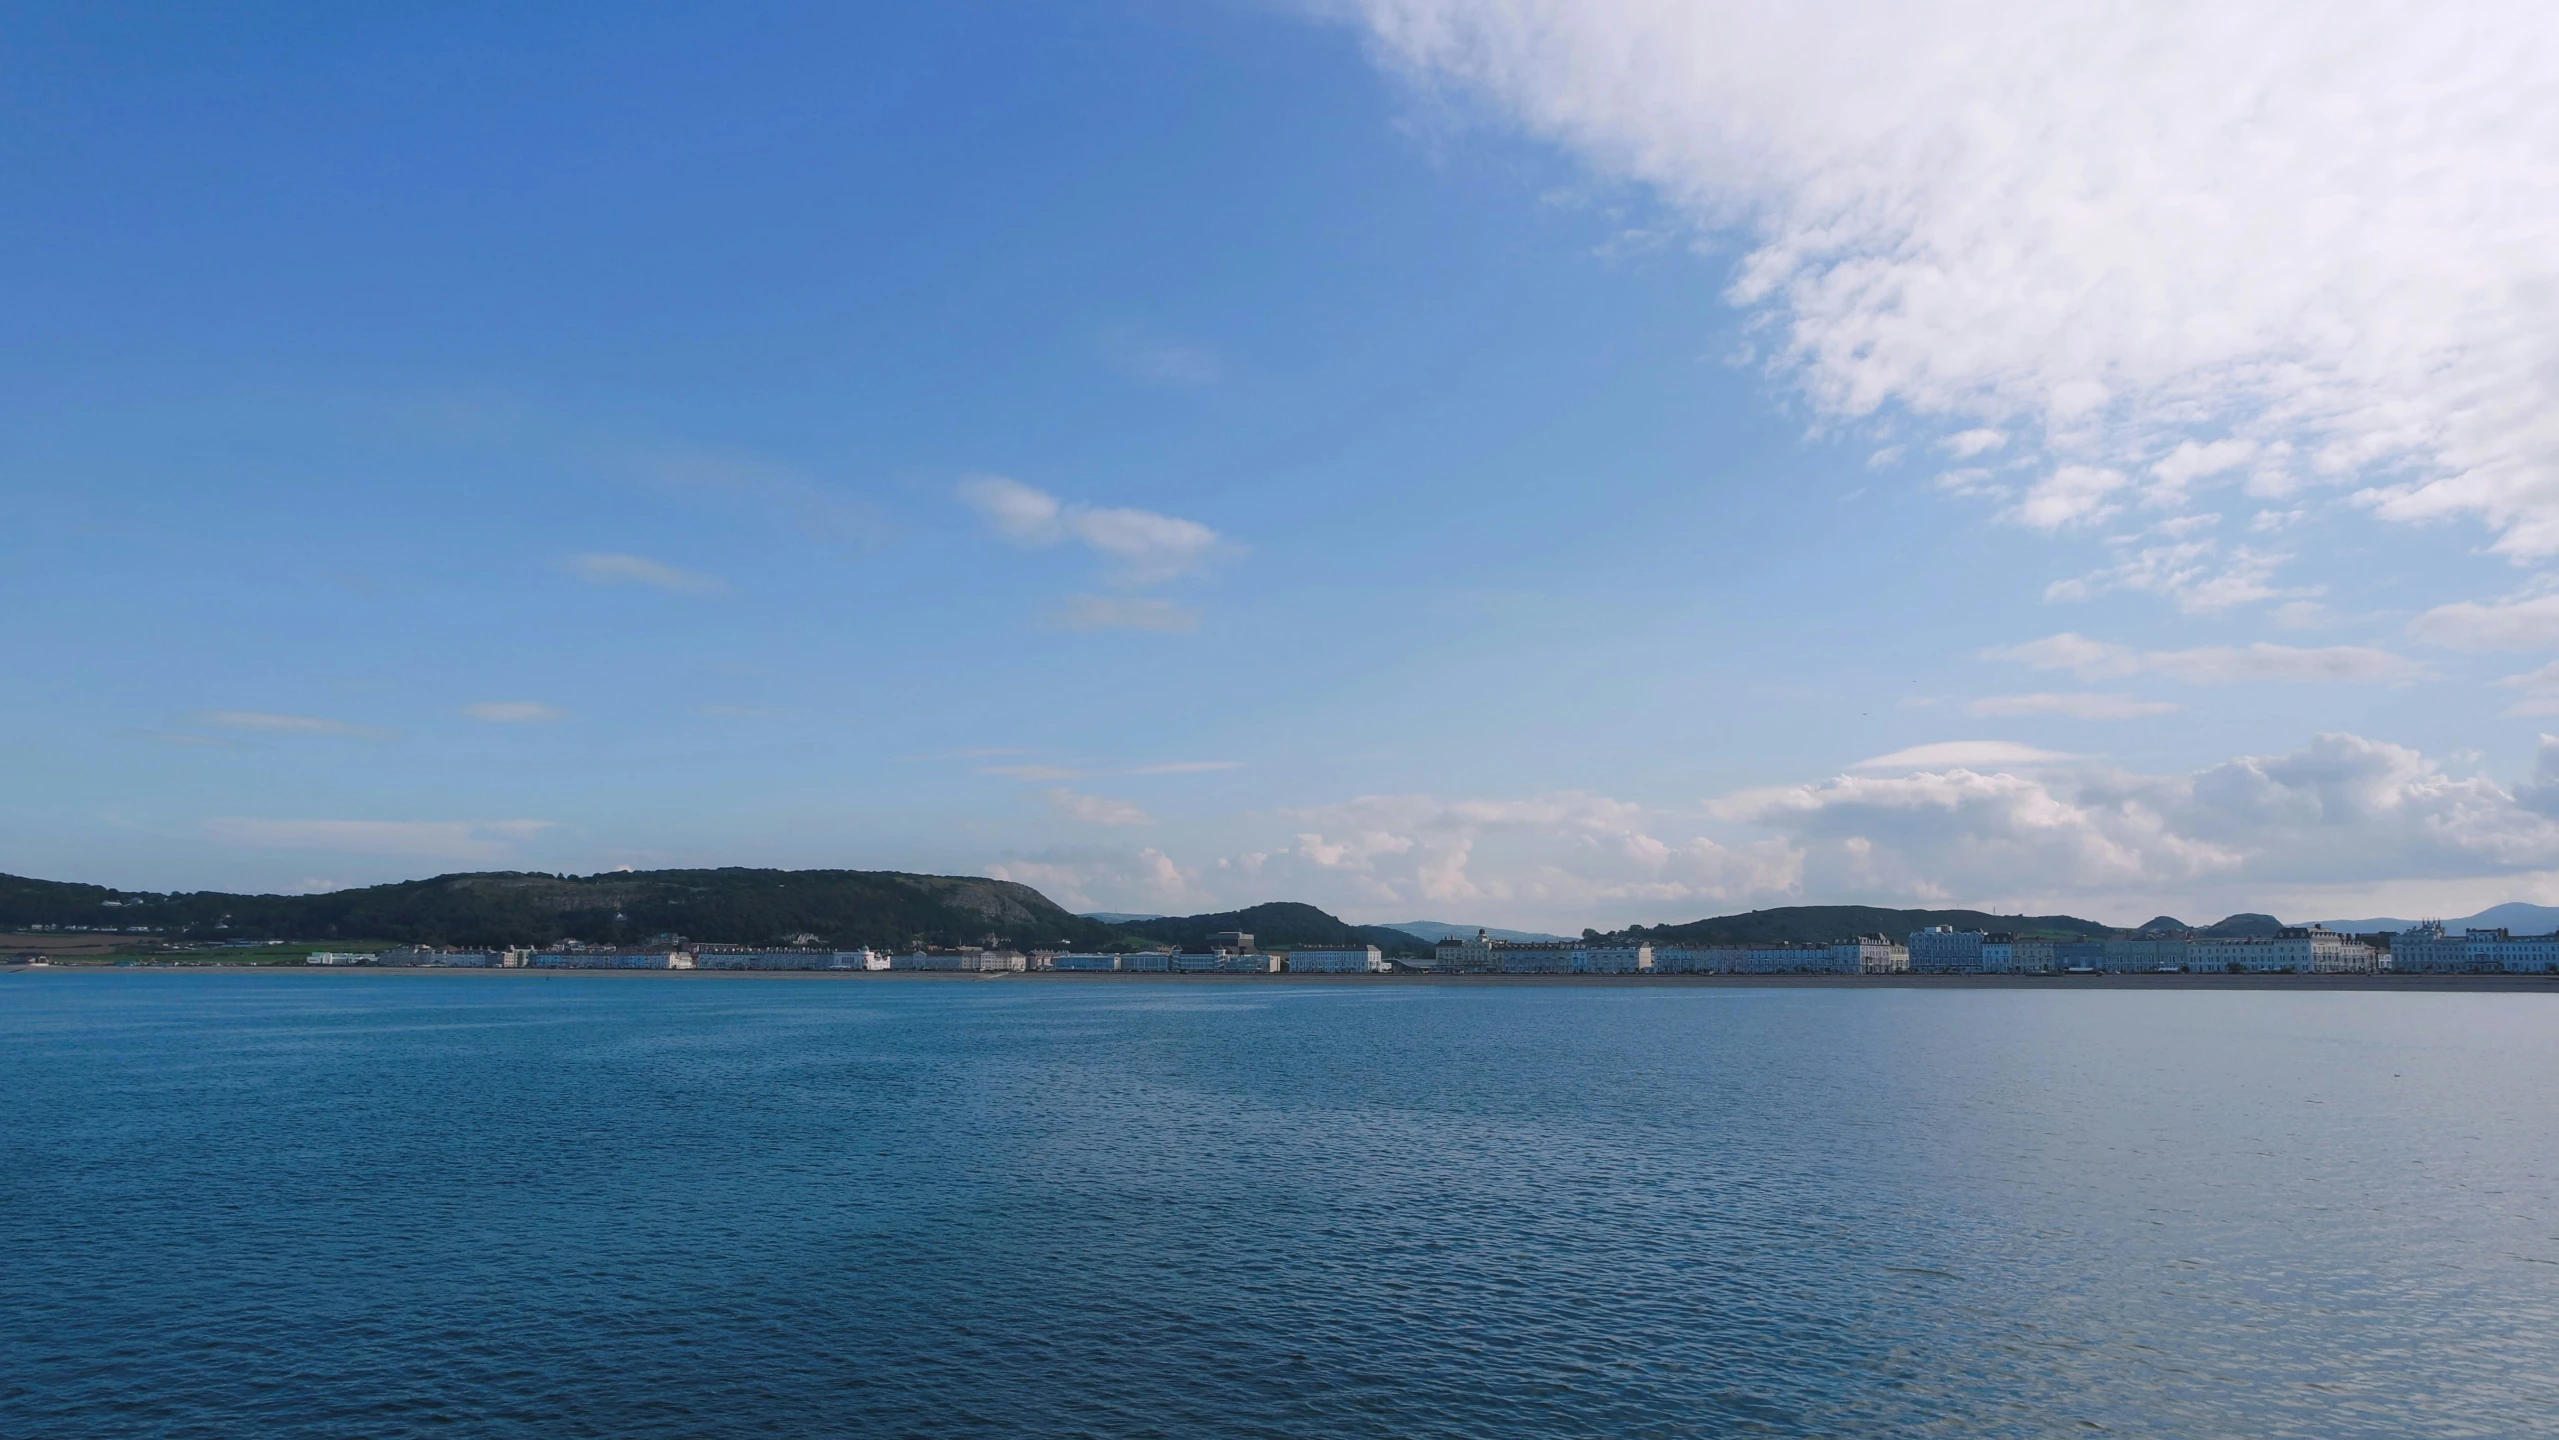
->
984, 759, 1241, 780
1099, 327, 1227, 390
1041, 789, 1154, 826
1045, 594, 1202, 634
1344, 1, 2559, 560
2409, 589, 2559, 651
630, 443, 876, 545
205, 817, 555, 860
961, 477, 1229, 585
462, 701, 566, 724
1987, 633, 2432, 686
563, 552, 724, 594
193, 710, 392, 739
1965, 693, 2182, 720
1853, 741, 2081, 771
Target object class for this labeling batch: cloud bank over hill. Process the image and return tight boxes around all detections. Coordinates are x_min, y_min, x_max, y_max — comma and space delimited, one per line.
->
1002, 734, 2559, 930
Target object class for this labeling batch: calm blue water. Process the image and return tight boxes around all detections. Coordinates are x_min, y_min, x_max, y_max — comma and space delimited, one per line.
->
4, 974, 2556, 1438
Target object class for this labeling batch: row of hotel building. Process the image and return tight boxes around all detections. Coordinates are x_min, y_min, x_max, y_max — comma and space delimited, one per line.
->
1436, 923, 2559, 974
310, 933, 1395, 973
299, 920, 2559, 976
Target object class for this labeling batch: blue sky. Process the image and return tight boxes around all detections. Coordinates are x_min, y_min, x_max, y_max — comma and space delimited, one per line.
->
10, 0, 2559, 929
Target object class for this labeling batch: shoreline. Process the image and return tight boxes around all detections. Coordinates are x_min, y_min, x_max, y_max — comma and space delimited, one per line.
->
8, 963, 2559, 993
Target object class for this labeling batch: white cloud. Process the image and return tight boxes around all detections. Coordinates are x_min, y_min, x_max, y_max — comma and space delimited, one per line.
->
1345, 1, 2559, 557
1988, 632, 2432, 685
1720, 733, 2559, 907
2409, 589, 2559, 650
462, 701, 566, 724
959, 476, 1227, 584
970, 736, 2559, 927
1267, 791, 1802, 916
1041, 788, 1154, 826
1941, 428, 2007, 458
1965, 693, 2183, 720
1045, 594, 1202, 634
986, 846, 1213, 914
984, 764, 1086, 781
564, 552, 723, 594
1853, 741, 2080, 770
2006, 466, 2128, 532
2043, 541, 2306, 614
194, 710, 390, 738
204, 818, 555, 861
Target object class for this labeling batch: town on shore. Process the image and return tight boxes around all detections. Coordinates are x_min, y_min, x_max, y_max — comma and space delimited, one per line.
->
260, 919, 2558, 977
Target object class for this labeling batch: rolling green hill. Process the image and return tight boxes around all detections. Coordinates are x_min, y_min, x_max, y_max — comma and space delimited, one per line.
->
0, 868, 1126, 951
1630, 905, 2116, 945
1116, 902, 1432, 956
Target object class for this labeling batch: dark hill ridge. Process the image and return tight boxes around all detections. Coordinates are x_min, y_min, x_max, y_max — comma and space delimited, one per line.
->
1630, 905, 2116, 945
0, 868, 1126, 951
1116, 902, 1431, 957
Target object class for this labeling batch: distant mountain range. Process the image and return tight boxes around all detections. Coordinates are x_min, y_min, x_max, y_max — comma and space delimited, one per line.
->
1629, 905, 2117, 945
19, 862, 2550, 955
2308, 902, 2559, 934
1385, 921, 1573, 943
0, 870, 1439, 955
1, 868, 1129, 951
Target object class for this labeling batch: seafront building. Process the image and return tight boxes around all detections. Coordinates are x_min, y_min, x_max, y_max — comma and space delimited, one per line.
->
693, 946, 882, 971
1652, 938, 1903, 974
2391, 924, 2559, 973
1286, 945, 1385, 973
1430, 930, 1656, 973
1907, 927, 1985, 973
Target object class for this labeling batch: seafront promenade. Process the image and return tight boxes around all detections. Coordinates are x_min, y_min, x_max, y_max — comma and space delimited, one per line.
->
10, 962, 2555, 992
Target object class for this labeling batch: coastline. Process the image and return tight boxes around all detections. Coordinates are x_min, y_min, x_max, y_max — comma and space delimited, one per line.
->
8, 963, 2559, 993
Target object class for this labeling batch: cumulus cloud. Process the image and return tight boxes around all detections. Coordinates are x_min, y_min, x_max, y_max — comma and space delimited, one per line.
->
1965, 692, 2182, 720
960, 476, 1227, 584
1987, 633, 2432, 686
1345, 1, 2559, 560
1045, 594, 1202, 634
205, 818, 555, 860
972, 736, 2559, 926
1270, 791, 1801, 915
986, 846, 1211, 913
1720, 733, 2559, 907
1041, 788, 1154, 826
563, 552, 723, 594
1854, 741, 2079, 770
462, 701, 566, 724
193, 710, 391, 739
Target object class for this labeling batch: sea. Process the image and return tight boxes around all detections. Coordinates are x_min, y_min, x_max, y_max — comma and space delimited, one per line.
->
4, 972, 2555, 1438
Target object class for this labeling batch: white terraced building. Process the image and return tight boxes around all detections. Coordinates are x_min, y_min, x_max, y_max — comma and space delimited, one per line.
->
1046, 953, 1121, 971
1430, 931, 1653, 973
1978, 937, 2056, 974
2187, 926, 2376, 973
692, 947, 881, 971
534, 949, 693, 969
1653, 939, 1902, 974
1287, 945, 1383, 973
2391, 925, 2559, 973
